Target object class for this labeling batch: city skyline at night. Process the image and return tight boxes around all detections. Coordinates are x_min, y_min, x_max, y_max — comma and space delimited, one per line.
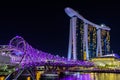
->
0, 1, 120, 58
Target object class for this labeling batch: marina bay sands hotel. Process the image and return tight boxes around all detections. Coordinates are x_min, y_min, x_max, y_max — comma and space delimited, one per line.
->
65, 7, 111, 60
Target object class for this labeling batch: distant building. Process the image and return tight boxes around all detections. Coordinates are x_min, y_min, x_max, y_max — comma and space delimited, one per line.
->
91, 53, 120, 69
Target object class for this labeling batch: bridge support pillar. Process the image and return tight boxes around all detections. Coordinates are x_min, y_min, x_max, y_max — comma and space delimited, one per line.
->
7, 68, 36, 80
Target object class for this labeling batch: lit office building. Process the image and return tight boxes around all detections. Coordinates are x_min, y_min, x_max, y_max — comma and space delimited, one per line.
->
88, 25, 97, 59
101, 30, 110, 55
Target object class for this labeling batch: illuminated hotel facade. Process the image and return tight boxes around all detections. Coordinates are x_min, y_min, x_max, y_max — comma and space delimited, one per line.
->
65, 7, 110, 60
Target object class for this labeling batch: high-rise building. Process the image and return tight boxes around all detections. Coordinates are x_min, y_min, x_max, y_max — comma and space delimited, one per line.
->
71, 18, 97, 60
65, 7, 111, 60
101, 29, 110, 55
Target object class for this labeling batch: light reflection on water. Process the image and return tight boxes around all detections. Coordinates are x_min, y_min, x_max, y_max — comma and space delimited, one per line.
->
60, 72, 91, 80
59, 72, 120, 80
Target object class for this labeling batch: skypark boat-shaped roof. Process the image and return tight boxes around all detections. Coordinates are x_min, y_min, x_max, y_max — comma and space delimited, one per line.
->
65, 7, 110, 31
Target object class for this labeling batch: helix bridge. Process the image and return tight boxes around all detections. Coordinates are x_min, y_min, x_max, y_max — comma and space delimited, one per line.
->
0, 36, 93, 79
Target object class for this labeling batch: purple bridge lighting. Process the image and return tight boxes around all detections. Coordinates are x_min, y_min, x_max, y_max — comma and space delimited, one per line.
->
0, 36, 93, 80
1, 36, 93, 67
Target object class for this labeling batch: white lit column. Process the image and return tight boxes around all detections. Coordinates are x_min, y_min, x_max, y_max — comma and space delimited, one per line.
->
72, 17, 77, 60
68, 17, 77, 60
83, 23, 89, 60
96, 28, 102, 57
68, 18, 72, 60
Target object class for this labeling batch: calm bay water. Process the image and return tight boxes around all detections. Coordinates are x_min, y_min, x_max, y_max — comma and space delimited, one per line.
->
40, 72, 120, 80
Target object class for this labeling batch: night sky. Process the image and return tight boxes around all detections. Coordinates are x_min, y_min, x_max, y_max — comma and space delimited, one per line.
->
0, 1, 120, 57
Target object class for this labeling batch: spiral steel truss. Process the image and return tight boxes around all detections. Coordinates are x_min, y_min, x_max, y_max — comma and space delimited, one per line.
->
9, 36, 94, 68
0, 36, 93, 79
